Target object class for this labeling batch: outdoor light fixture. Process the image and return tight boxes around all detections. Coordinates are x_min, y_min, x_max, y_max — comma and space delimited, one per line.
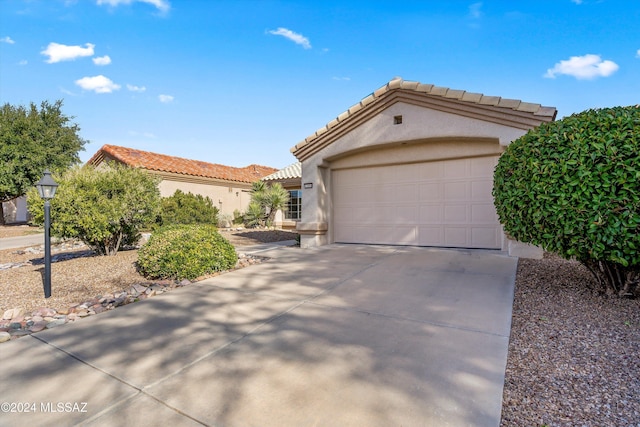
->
36, 170, 58, 298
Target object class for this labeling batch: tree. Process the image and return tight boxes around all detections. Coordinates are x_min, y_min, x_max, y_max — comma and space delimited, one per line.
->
493, 105, 640, 297
157, 189, 219, 226
246, 181, 290, 227
27, 163, 161, 256
0, 100, 87, 224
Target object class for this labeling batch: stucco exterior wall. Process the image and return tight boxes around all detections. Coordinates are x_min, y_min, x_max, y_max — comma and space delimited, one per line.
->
1, 196, 28, 224
158, 177, 252, 217
298, 101, 530, 250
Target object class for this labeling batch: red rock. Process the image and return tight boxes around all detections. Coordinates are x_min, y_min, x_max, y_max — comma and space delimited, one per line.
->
29, 321, 48, 333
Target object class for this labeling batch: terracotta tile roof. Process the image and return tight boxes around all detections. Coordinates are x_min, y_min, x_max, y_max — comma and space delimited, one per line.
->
87, 145, 278, 183
262, 162, 302, 181
291, 77, 557, 158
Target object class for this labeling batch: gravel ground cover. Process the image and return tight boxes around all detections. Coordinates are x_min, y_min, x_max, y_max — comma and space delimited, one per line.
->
501, 253, 640, 426
1, 226, 638, 424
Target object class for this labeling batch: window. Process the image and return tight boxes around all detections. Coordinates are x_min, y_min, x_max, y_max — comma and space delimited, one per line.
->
286, 190, 301, 220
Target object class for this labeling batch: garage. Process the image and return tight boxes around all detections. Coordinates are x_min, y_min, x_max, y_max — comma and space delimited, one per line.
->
333, 156, 501, 249
291, 77, 556, 252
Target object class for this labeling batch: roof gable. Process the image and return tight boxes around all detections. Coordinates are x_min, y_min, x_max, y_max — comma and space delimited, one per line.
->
87, 145, 277, 183
291, 77, 557, 161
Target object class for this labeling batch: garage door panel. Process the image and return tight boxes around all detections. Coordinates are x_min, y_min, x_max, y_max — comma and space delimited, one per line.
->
419, 205, 443, 223
443, 159, 468, 178
471, 204, 499, 223
417, 226, 444, 246
444, 204, 469, 223
443, 181, 469, 201
394, 205, 418, 224
419, 183, 441, 201
471, 180, 493, 200
470, 156, 498, 176
472, 227, 500, 248
443, 227, 468, 246
333, 156, 501, 249
419, 162, 444, 180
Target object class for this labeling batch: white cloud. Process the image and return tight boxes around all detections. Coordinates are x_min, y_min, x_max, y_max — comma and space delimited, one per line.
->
544, 54, 619, 80
41, 42, 95, 63
571, 0, 583, 4
332, 76, 351, 81
468, 2, 483, 19
93, 55, 111, 65
96, 0, 170, 13
268, 27, 311, 49
636, 49, 640, 58
75, 75, 121, 93
18, 60, 28, 66
1, 36, 15, 44
126, 84, 146, 92
158, 94, 174, 103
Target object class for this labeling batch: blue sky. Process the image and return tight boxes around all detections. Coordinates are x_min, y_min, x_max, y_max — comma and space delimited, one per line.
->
1, 0, 639, 169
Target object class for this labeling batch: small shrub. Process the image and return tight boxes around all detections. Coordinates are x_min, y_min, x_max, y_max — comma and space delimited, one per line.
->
232, 209, 244, 225
137, 224, 237, 280
157, 190, 219, 226
218, 213, 232, 228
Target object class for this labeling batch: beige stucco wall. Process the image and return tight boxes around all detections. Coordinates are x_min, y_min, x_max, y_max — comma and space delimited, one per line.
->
2, 196, 28, 224
158, 177, 253, 217
297, 101, 532, 250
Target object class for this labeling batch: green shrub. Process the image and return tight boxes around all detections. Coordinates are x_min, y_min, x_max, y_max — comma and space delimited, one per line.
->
137, 224, 237, 280
493, 105, 640, 296
27, 163, 160, 256
158, 190, 219, 226
245, 181, 290, 227
232, 209, 244, 225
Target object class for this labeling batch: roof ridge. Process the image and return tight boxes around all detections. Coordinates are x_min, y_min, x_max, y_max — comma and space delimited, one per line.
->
292, 77, 557, 154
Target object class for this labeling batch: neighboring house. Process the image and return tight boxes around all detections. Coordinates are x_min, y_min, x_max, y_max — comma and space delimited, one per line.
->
290, 77, 557, 256
261, 162, 302, 230
87, 144, 278, 217
1, 196, 28, 224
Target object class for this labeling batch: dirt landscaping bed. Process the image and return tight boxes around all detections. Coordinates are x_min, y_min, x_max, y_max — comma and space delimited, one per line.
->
0, 228, 298, 314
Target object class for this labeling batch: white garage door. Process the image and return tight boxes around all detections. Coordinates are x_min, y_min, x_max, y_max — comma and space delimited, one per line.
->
333, 156, 502, 249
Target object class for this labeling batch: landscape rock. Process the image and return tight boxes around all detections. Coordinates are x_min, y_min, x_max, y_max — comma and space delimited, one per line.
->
0, 252, 266, 343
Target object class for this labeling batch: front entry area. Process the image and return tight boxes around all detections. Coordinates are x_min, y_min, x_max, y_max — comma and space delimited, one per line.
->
332, 155, 502, 249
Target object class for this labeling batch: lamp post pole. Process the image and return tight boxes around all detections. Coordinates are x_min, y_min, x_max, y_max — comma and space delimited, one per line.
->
36, 170, 58, 299
43, 198, 52, 298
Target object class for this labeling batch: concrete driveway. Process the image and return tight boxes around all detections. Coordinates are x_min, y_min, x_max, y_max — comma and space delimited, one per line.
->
0, 244, 516, 427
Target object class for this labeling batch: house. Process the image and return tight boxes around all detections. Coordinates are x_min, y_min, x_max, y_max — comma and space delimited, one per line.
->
1, 196, 28, 224
290, 77, 556, 256
261, 161, 302, 230
87, 144, 278, 217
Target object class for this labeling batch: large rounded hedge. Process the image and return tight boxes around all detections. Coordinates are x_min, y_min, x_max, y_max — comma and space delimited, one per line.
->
493, 105, 640, 295
137, 224, 237, 280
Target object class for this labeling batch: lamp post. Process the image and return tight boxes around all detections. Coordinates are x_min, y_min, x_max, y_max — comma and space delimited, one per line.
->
36, 170, 58, 298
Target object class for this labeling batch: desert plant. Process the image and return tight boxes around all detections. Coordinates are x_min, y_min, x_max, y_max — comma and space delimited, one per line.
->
243, 200, 265, 228
232, 209, 244, 225
137, 224, 237, 280
493, 105, 640, 296
246, 181, 289, 227
27, 163, 160, 256
218, 213, 232, 228
157, 189, 218, 226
